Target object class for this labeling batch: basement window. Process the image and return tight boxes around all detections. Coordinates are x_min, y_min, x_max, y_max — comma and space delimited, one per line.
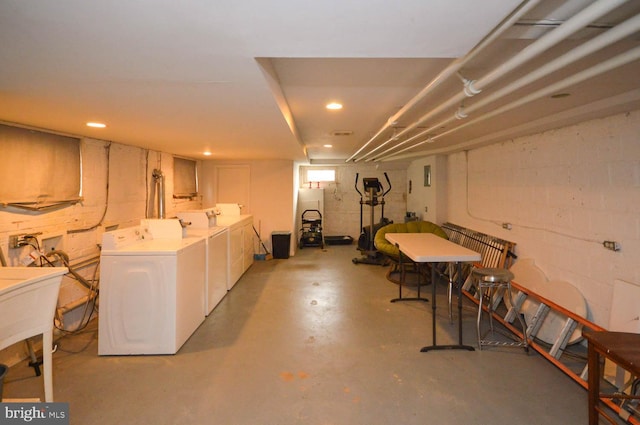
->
0, 124, 82, 210
306, 168, 335, 183
173, 157, 198, 199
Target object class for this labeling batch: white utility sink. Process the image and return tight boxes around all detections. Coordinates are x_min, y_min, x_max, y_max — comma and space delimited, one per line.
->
0, 266, 67, 402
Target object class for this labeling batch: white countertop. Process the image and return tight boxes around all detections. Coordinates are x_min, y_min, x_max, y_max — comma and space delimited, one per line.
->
100, 236, 205, 255
215, 214, 252, 228
384, 233, 481, 263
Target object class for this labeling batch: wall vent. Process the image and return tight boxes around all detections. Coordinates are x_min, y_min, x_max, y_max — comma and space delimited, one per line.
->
331, 130, 353, 136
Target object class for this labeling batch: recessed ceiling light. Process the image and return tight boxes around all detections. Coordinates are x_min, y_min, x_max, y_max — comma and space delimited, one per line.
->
323, 144, 333, 148
203, 151, 212, 156
86, 122, 106, 128
326, 102, 343, 110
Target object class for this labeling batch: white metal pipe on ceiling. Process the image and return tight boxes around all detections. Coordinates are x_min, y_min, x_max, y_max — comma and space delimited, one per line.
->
476, 0, 628, 90
383, 45, 640, 160
387, 88, 640, 162
345, 0, 544, 163
373, 11, 640, 160
369, 0, 629, 161
354, 0, 629, 162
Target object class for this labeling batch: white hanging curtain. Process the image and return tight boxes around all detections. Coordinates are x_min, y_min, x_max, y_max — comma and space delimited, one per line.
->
0, 124, 82, 210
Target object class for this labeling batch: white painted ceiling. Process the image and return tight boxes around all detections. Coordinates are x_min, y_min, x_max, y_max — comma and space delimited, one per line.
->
1, 0, 639, 163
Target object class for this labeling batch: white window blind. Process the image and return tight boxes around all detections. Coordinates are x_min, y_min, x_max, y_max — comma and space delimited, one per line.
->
0, 124, 81, 209
173, 157, 197, 198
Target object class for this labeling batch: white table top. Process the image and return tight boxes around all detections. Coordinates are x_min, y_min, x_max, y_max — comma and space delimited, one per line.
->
385, 233, 481, 263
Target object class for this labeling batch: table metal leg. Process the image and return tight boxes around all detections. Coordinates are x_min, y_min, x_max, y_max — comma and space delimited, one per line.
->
390, 263, 429, 303
421, 262, 475, 352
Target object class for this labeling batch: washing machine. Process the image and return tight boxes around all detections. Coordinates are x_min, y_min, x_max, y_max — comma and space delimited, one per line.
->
98, 220, 206, 355
176, 208, 229, 315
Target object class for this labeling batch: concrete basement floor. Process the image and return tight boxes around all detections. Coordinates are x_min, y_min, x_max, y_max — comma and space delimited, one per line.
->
3, 244, 588, 424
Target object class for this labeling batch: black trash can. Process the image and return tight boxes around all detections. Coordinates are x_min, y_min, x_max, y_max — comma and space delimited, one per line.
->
271, 231, 291, 259
0, 363, 8, 401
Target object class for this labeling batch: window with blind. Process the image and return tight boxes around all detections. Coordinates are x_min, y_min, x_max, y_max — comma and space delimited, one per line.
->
0, 124, 82, 210
173, 157, 198, 198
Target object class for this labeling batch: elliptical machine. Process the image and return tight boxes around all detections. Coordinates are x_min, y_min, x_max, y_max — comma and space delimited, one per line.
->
352, 172, 392, 265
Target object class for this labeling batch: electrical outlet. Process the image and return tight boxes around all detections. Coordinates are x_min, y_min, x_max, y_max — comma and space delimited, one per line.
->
8, 233, 41, 249
9, 234, 21, 249
9, 233, 31, 249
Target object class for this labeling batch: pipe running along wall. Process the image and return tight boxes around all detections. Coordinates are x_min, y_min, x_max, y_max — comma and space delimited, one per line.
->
153, 169, 166, 219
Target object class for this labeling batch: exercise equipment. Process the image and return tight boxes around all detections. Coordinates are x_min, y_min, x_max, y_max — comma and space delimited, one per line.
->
352, 172, 392, 265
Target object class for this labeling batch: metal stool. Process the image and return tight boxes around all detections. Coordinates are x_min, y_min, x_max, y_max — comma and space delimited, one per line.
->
473, 267, 528, 351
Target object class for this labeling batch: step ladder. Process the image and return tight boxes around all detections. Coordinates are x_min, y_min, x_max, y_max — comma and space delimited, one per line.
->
441, 222, 639, 424
462, 277, 639, 425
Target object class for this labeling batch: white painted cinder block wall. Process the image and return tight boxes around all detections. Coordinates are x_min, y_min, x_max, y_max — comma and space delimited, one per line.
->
0, 138, 202, 364
298, 163, 408, 242
1, 139, 202, 269
406, 155, 447, 224
445, 109, 640, 327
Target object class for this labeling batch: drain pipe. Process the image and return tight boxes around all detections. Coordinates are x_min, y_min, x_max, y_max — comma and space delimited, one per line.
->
385, 45, 640, 160
374, 11, 640, 160
152, 169, 166, 219
360, 0, 629, 161
347, 0, 544, 162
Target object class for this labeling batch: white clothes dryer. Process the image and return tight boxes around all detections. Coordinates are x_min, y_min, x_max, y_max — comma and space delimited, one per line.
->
177, 209, 230, 315
99, 222, 206, 355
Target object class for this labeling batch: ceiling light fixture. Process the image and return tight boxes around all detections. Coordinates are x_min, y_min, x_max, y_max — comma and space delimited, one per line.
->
323, 144, 333, 148
203, 151, 212, 156
326, 102, 343, 110
86, 122, 106, 128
